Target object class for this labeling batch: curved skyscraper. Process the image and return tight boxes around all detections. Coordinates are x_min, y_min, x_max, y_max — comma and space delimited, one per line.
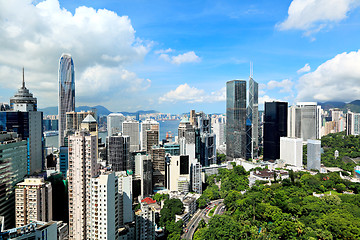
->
58, 54, 75, 146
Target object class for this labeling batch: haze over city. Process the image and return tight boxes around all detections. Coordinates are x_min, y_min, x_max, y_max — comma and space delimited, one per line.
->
1, 0, 360, 113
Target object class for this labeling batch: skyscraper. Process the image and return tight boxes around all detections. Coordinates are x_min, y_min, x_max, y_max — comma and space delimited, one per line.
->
58, 54, 75, 147
226, 80, 246, 160
107, 113, 126, 136
246, 77, 259, 160
106, 134, 130, 171
307, 139, 321, 171
122, 120, 140, 152
140, 119, 159, 151
263, 101, 288, 161
10, 68, 37, 112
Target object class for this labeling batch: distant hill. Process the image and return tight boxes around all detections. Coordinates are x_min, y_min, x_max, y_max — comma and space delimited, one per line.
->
318, 101, 346, 110
39, 105, 158, 116
318, 100, 360, 113
343, 100, 360, 113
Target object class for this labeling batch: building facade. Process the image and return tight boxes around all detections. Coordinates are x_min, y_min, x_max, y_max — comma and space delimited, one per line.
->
226, 80, 247, 160
307, 139, 321, 171
122, 120, 140, 152
246, 77, 259, 160
280, 137, 303, 167
107, 134, 130, 171
58, 54, 75, 147
107, 113, 126, 137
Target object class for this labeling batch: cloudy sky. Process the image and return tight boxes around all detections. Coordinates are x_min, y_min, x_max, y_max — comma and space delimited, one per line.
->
1, 0, 360, 114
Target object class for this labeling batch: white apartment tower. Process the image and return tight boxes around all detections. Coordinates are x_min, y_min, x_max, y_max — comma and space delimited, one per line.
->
122, 120, 140, 152
307, 139, 321, 171
107, 113, 126, 137
15, 177, 52, 228
68, 131, 99, 240
280, 137, 303, 168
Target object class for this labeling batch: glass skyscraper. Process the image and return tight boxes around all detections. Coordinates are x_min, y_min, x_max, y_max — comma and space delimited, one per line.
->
226, 80, 246, 160
246, 77, 259, 160
58, 54, 75, 146
263, 101, 288, 161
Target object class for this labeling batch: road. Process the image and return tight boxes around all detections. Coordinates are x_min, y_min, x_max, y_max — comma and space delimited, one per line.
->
182, 199, 224, 239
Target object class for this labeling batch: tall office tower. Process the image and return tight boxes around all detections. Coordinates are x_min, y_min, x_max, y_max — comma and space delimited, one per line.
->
246, 77, 259, 160
106, 134, 130, 171
107, 113, 126, 136
135, 154, 153, 198
135, 198, 156, 240
6, 72, 43, 174
15, 177, 52, 228
146, 127, 159, 153
307, 139, 321, 171
190, 109, 196, 127
288, 102, 322, 141
151, 146, 166, 188
140, 119, 159, 151
165, 155, 190, 192
280, 137, 303, 167
191, 162, 202, 194
68, 131, 99, 240
263, 101, 288, 161
200, 133, 216, 166
58, 54, 75, 147
346, 111, 360, 136
123, 120, 140, 152
226, 80, 247, 160
178, 117, 196, 163
88, 171, 120, 239
0, 132, 27, 229
211, 116, 225, 149
10, 68, 37, 111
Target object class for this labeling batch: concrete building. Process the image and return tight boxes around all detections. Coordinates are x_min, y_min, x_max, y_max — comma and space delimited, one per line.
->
0, 132, 27, 229
307, 139, 321, 171
166, 155, 190, 193
10, 68, 37, 112
68, 131, 99, 240
211, 116, 225, 149
151, 146, 166, 188
140, 119, 159, 151
116, 172, 134, 225
135, 154, 153, 198
280, 137, 303, 168
15, 177, 52, 227
0, 221, 59, 240
191, 162, 202, 194
58, 54, 75, 147
346, 111, 360, 136
288, 102, 322, 141
65, 111, 95, 136
122, 120, 140, 152
88, 171, 120, 240
107, 113, 126, 137
135, 198, 156, 240
59, 146, 68, 177
226, 80, 247, 160
146, 128, 159, 154
107, 134, 130, 171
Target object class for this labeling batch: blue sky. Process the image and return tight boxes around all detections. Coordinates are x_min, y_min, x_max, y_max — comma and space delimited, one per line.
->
1, 0, 360, 114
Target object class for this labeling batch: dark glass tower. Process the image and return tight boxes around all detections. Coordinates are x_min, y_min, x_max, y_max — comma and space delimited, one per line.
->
263, 101, 288, 161
58, 54, 75, 147
226, 80, 246, 160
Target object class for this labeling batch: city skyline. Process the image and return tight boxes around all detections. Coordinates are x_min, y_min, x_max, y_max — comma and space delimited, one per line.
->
0, 0, 360, 114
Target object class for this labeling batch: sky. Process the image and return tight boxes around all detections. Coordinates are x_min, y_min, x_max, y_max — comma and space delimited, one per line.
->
1, 0, 360, 114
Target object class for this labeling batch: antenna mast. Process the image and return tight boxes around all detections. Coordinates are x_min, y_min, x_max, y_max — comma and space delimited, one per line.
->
22, 67, 25, 88
250, 61, 253, 78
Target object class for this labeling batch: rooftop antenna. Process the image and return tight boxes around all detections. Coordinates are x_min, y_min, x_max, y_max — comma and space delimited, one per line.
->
22, 67, 25, 89
250, 61, 253, 79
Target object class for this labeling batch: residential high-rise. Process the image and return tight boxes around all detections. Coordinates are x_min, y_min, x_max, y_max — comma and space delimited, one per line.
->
191, 162, 202, 194
106, 134, 130, 171
67, 131, 99, 240
65, 111, 95, 135
15, 177, 52, 228
107, 113, 126, 136
263, 101, 288, 161
246, 77, 259, 160
280, 137, 303, 167
226, 80, 247, 160
307, 139, 321, 171
135, 198, 156, 240
346, 111, 360, 136
140, 119, 159, 151
88, 171, 120, 239
0, 132, 27, 229
122, 120, 140, 152
211, 116, 226, 149
58, 54, 75, 147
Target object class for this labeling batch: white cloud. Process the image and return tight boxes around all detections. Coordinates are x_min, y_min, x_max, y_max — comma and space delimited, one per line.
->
155, 48, 173, 54
277, 0, 360, 35
297, 49, 360, 102
297, 63, 311, 74
157, 51, 201, 64
266, 79, 294, 93
159, 84, 224, 103
171, 51, 201, 64
0, 0, 151, 108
